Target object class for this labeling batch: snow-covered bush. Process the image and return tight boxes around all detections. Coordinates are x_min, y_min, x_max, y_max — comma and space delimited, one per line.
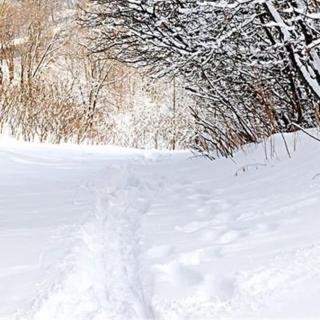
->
83, 0, 320, 158
0, 0, 194, 149
0, 83, 108, 143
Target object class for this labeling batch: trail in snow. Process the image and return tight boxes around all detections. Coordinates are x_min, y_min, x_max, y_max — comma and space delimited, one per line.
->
1, 133, 320, 319
23, 164, 155, 320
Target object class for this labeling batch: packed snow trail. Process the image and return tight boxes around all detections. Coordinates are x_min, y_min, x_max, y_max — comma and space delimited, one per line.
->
1, 132, 320, 319
27, 164, 155, 320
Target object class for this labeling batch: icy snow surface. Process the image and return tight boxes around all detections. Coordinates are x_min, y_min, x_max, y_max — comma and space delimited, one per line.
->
1, 132, 320, 320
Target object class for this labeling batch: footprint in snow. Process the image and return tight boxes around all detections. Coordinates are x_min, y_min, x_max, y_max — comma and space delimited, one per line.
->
255, 223, 278, 233
217, 230, 245, 244
200, 274, 236, 301
195, 206, 213, 218
207, 199, 237, 211
175, 220, 210, 233
211, 212, 234, 224
156, 262, 203, 287
147, 245, 173, 259
174, 264, 203, 287
179, 247, 224, 265
236, 211, 259, 221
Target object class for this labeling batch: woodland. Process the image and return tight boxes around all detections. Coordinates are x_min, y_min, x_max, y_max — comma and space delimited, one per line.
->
0, 0, 320, 157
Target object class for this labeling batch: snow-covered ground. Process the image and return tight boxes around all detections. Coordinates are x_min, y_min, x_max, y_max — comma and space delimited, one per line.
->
1, 132, 320, 320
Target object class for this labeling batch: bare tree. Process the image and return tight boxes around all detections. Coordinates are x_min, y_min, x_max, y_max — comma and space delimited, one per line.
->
82, 0, 320, 158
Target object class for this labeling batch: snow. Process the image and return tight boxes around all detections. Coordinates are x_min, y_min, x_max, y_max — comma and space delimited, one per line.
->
264, 0, 320, 99
1, 132, 320, 319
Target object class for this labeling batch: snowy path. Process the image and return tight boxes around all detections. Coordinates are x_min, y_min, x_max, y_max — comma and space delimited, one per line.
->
1, 133, 320, 319
28, 164, 155, 320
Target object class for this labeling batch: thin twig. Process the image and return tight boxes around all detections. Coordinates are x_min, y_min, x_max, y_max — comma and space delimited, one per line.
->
291, 123, 320, 143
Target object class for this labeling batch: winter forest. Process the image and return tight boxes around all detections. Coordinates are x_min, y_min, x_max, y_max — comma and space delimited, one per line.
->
1, 0, 320, 319
0, 0, 318, 156
0, 0, 195, 150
